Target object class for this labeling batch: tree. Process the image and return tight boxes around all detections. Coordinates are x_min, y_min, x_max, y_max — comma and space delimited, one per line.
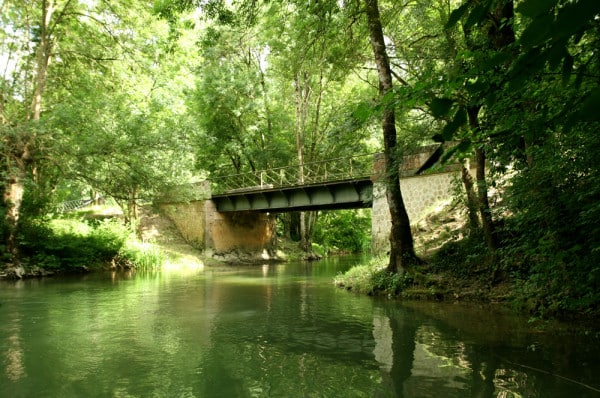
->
189, 0, 374, 251
1, 0, 94, 258
364, 0, 419, 274
0, 0, 199, 261
51, 2, 199, 224
433, 0, 600, 311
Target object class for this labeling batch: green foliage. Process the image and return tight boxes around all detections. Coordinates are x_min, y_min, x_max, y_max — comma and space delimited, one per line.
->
312, 210, 371, 253
432, 0, 600, 316
117, 239, 164, 270
334, 256, 413, 296
497, 129, 600, 316
334, 257, 385, 295
17, 218, 130, 270
429, 233, 490, 279
0, 0, 597, 319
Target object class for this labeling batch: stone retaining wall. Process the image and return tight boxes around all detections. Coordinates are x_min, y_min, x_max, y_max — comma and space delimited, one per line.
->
371, 147, 474, 254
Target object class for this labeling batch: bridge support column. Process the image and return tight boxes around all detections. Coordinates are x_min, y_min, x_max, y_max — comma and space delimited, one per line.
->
157, 181, 279, 263
204, 201, 278, 262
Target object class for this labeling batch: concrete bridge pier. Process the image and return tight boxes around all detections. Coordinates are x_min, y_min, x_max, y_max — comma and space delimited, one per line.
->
157, 182, 278, 263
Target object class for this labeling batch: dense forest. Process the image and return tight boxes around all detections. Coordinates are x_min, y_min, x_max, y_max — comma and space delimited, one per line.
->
1, 0, 599, 317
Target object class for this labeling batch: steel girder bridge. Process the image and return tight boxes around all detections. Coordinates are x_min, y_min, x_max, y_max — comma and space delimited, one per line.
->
210, 154, 375, 213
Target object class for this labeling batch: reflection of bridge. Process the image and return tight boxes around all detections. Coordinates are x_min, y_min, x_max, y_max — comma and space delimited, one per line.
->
210, 154, 375, 212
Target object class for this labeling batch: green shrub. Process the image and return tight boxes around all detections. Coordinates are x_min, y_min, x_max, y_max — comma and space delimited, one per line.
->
18, 217, 131, 270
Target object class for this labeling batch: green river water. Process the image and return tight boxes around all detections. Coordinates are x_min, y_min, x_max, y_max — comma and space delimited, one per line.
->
1, 255, 599, 397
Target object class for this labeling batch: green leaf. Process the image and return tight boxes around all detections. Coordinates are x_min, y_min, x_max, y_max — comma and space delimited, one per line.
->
465, 79, 488, 96
352, 102, 374, 123
578, 88, 600, 121
508, 47, 544, 91
432, 134, 445, 143
546, 39, 569, 70
441, 139, 472, 163
441, 107, 467, 141
416, 145, 443, 174
554, 0, 600, 42
445, 3, 469, 29
465, 3, 491, 29
519, 14, 554, 48
429, 97, 454, 118
516, 0, 554, 18
561, 53, 574, 85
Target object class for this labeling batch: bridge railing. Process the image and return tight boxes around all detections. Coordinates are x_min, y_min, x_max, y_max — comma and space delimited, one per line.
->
211, 153, 374, 195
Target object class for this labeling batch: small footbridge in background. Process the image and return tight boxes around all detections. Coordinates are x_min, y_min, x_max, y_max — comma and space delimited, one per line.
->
210, 154, 376, 213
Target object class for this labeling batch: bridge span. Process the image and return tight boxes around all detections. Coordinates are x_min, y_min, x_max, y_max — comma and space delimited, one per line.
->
211, 154, 373, 213
158, 146, 468, 261
210, 154, 375, 212
212, 178, 373, 212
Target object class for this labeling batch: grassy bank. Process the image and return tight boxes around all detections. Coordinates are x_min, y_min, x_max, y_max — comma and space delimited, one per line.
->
334, 201, 598, 321
1, 206, 164, 278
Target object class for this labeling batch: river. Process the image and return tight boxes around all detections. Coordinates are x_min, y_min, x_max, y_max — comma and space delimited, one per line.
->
1, 255, 599, 397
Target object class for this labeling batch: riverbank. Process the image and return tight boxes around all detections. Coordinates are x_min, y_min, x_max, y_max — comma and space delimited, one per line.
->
336, 201, 600, 322
142, 205, 511, 309
3, 204, 597, 322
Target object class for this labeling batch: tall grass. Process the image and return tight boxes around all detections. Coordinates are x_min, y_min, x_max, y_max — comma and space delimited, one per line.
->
117, 237, 164, 270
335, 256, 396, 295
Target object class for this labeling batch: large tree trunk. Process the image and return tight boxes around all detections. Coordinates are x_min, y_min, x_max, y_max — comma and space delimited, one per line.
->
365, 0, 419, 274
3, 0, 57, 259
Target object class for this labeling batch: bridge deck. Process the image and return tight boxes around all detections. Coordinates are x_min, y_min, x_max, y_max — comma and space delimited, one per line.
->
212, 177, 373, 213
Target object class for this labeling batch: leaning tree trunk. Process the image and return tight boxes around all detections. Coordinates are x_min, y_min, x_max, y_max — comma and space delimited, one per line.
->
365, 0, 419, 274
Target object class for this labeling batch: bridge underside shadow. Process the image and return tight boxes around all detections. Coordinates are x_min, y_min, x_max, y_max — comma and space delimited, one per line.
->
212, 178, 373, 213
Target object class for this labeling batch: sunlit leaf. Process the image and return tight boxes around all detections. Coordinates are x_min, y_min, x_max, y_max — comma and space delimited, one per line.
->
352, 102, 374, 123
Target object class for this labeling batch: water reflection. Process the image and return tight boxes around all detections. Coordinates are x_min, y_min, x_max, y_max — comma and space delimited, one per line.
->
0, 257, 599, 397
4, 313, 25, 382
371, 301, 600, 398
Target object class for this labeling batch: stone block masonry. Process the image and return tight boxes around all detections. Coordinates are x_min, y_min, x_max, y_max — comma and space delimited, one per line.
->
160, 200, 278, 262
371, 146, 474, 254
